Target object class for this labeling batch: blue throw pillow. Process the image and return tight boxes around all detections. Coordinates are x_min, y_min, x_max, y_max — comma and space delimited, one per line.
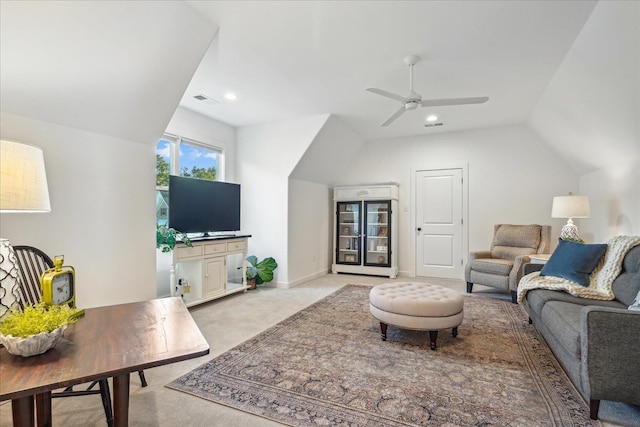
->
540, 239, 607, 287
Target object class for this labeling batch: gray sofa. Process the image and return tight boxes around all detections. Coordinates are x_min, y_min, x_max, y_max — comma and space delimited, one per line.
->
522, 244, 640, 420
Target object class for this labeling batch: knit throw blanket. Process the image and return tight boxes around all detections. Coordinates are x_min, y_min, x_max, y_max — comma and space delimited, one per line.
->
517, 235, 640, 304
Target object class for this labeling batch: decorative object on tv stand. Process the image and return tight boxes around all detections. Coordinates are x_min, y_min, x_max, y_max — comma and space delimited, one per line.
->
156, 225, 192, 252
0, 140, 51, 319
551, 193, 590, 242
244, 255, 278, 290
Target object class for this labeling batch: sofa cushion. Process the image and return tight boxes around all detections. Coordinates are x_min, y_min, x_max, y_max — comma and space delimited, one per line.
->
525, 289, 625, 318
540, 239, 607, 287
491, 224, 541, 260
492, 246, 537, 260
493, 224, 542, 248
470, 258, 513, 275
540, 301, 583, 358
611, 245, 640, 306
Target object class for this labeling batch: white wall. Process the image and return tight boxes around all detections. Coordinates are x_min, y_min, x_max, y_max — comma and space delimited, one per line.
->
287, 179, 332, 286
1, 112, 156, 308
529, 1, 640, 240
236, 115, 329, 285
335, 124, 578, 277
580, 161, 640, 243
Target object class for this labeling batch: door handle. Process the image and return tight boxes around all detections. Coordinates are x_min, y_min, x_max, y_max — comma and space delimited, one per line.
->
417, 227, 422, 231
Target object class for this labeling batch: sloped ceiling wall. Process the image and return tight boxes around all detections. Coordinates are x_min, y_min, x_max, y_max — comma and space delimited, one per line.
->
528, 1, 639, 175
290, 115, 365, 185
0, 1, 218, 145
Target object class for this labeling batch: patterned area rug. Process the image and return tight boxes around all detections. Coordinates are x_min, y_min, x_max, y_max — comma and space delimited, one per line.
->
167, 285, 598, 426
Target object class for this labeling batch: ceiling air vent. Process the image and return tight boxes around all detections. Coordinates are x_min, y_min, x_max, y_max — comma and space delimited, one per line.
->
424, 122, 444, 127
193, 94, 220, 104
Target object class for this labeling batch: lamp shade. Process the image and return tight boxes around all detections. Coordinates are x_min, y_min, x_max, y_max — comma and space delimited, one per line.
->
551, 195, 590, 219
0, 140, 51, 212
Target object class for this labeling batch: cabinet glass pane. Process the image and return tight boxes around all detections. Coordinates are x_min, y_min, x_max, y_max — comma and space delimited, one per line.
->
336, 202, 360, 264
364, 201, 390, 266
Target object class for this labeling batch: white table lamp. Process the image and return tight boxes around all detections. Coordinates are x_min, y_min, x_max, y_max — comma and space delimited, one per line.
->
0, 140, 51, 317
551, 193, 590, 242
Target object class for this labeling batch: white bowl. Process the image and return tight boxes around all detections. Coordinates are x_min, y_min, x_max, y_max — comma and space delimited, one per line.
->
0, 326, 66, 357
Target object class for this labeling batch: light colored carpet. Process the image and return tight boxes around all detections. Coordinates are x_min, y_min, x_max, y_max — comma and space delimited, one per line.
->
0, 274, 636, 426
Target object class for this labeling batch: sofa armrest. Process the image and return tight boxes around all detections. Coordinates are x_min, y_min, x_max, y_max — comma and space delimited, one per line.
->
581, 306, 640, 405
523, 263, 544, 275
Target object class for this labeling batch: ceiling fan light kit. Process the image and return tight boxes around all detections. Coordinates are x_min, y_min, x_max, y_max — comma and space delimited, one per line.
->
367, 55, 489, 127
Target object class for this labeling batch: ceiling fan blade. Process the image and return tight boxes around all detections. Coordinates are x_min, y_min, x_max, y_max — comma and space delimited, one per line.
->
366, 88, 406, 103
420, 96, 489, 107
380, 106, 406, 127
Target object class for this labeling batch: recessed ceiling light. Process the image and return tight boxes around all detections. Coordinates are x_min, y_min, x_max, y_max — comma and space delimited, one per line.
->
224, 92, 237, 101
426, 114, 438, 122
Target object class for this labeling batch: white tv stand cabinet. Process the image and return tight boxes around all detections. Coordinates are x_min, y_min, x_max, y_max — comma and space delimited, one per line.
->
170, 235, 251, 307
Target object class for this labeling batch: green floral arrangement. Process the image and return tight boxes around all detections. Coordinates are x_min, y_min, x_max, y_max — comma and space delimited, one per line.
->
156, 225, 193, 252
0, 303, 81, 338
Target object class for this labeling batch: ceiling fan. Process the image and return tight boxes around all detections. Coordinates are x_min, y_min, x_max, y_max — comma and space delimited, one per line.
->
366, 55, 489, 127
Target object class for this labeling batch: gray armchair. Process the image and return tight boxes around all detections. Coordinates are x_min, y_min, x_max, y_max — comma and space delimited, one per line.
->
465, 224, 551, 303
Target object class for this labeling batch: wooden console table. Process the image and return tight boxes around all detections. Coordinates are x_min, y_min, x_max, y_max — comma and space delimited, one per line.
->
0, 297, 209, 427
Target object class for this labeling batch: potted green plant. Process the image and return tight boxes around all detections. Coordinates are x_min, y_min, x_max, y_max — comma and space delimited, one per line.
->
156, 225, 192, 252
0, 303, 82, 356
244, 255, 278, 289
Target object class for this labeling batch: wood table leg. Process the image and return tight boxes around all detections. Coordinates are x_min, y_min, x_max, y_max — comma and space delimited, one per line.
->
112, 373, 131, 427
12, 395, 35, 427
35, 391, 52, 427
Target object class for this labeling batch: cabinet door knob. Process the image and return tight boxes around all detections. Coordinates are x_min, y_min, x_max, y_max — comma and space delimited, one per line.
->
417, 227, 422, 231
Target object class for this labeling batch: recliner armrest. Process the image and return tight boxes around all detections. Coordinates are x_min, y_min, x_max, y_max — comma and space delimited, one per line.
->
469, 250, 492, 261
465, 250, 493, 282
581, 306, 640, 405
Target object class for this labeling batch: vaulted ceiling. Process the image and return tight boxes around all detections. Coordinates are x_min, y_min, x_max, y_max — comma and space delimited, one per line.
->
182, 1, 598, 141
2, 1, 636, 177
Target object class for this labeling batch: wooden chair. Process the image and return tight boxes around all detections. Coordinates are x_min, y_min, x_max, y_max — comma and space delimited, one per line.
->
12, 245, 145, 426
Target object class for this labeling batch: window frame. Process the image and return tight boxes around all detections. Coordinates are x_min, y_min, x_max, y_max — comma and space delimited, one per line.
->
159, 133, 224, 182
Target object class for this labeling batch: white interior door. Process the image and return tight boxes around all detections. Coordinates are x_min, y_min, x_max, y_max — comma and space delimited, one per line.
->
416, 169, 464, 279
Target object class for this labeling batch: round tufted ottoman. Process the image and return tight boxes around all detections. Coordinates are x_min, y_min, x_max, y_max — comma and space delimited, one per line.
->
369, 282, 464, 350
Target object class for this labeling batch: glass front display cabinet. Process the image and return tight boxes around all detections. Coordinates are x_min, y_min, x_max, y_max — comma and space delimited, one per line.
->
332, 184, 398, 278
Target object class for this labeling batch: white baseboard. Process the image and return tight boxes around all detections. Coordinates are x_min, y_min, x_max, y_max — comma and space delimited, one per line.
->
397, 270, 415, 278
274, 268, 332, 289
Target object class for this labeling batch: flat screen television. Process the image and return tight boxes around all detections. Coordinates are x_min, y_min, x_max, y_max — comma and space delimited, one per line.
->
169, 175, 241, 235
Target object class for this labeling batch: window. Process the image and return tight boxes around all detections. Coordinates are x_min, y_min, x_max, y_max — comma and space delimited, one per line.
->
156, 133, 223, 225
